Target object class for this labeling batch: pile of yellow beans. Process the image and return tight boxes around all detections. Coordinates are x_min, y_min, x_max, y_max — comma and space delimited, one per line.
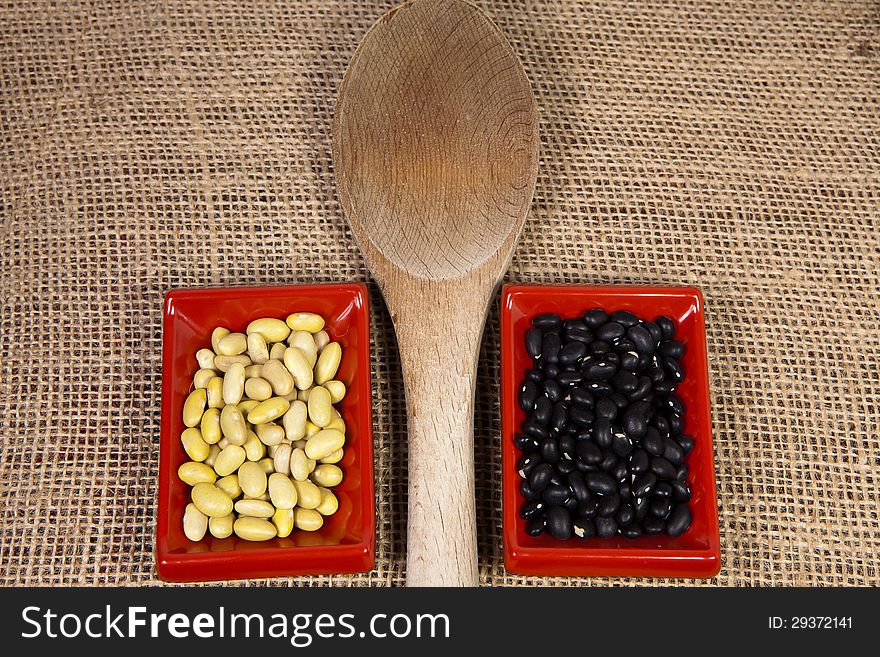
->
179, 312, 347, 542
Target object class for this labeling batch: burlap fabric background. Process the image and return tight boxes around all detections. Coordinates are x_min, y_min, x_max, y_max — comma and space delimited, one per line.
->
1, 0, 878, 586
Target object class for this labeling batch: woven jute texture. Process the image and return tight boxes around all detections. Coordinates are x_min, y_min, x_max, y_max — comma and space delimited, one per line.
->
2, 0, 879, 586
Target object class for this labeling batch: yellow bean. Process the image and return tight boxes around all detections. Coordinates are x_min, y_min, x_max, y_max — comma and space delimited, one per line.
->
196, 348, 217, 371
182, 389, 207, 427
247, 317, 291, 343
208, 513, 234, 539
234, 517, 277, 541
298, 387, 311, 402
324, 380, 346, 403
283, 347, 313, 390
219, 403, 247, 445
181, 427, 210, 462
244, 364, 263, 379
261, 359, 294, 396
214, 354, 252, 373
311, 463, 343, 488
178, 461, 216, 486
273, 443, 292, 476
244, 430, 266, 461
211, 327, 230, 353
213, 445, 246, 477
247, 397, 290, 425
244, 376, 273, 401
268, 472, 297, 509
290, 447, 311, 481
238, 399, 259, 416
258, 457, 275, 475
234, 498, 275, 518
215, 473, 242, 499
200, 407, 222, 444
246, 332, 269, 365
314, 342, 341, 385
269, 342, 287, 361
191, 482, 233, 517
294, 508, 324, 531
313, 330, 331, 354
319, 448, 344, 465
292, 479, 321, 510
218, 437, 229, 449
325, 414, 346, 435
285, 312, 324, 333
183, 503, 208, 541
217, 332, 247, 356
204, 444, 221, 467
206, 376, 224, 409
307, 385, 333, 428
272, 507, 295, 538
288, 331, 318, 367
305, 420, 321, 438
255, 422, 285, 446
315, 487, 339, 516
304, 429, 345, 460
294, 439, 308, 450
238, 461, 268, 498
283, 400, 308, 441
222, 362, 245, 405
193, 368, 216, 389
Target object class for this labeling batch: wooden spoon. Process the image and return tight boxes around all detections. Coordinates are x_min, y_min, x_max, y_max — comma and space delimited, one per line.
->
332, 0, 538, 586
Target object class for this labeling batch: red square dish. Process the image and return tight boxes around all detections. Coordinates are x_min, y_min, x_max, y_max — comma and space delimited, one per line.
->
157, 283, 375, 582
501, 284, 720, 578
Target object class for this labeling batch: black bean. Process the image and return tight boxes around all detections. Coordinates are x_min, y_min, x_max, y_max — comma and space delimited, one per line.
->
514, 434, 540, 452
542, 379, 563, 403
520, 479, 540, 501
649, 497, 672, 519
610, 392, 630, 408
595, 397, 618, 420
518, 381, 538, 412
570, 387, 594, 408
644, 321, 662, 346
616, 503, 635, 526
641, 427, 664, 456
598, 451, 617, 472
655, 316, 676, 341
570, 405, 594, 427
592, 418, 613, 447
559, 340, 587, 365
520, 500, 545, 520
669, 413, 684, 436
549, 472, 565, 487
654, 380, 676, 396
634, 495, 651, 520
525, 516, 546, 536
595, 516, 618, 537
665, 504, 692, 537
622, 407, 648, 439
613, 338, 636, 354
572, 518, 596, 539
650, 456, 677, 480
565, 326, 592, 343
611, 370, 638, 394
526, 368, 544, 383
558, 435, 576, 460
609, 309, 639, 327
630, 448, 649, 474
557, 459, 577, 475
550, 402, 568, 433
629, 375, 652, 401
540, 437, 561, 464
596, 321, 625, 342
567, 471, 591, 503
523, 421, 550, 440
542, 363, 560, 379
642, 517, 664, 535
578, 498, 599, 519
632, 472, 657, 498
670, 480, 691, 503
517, 453, 540, 477
542, 484, 571, 506
588, 340, 610, 355
645, 365, 665, 384
583, 360, 616, 380
619, 483, 632, 500
663, 393, 685, 416
563, 317, 586, 332
611, 461, 627, 481
676, 434, 694, 453
612, 433, 633, 457
557, 371, 583, 387
622, 524, 643, 539
576, 440, 602, 465
546, 506, 572, 540
676, 464, 689, 482
653, 415, 670, 437
533, 396, 552, 425
660, 340, 684, 359
541, 332, 561, 364
583, 308, 609, 329
585, 471, 617, 495
585, 381, 612, 395
597, 493, 621, 517
533, 313, 562, 329
526, 328, 544, 358
653, 482, 672, 499
627, 325, 654, 355
529, 463, 553, 491
619, 351, 640, 371
563, 496, 579, 511
662, 437, 684, 465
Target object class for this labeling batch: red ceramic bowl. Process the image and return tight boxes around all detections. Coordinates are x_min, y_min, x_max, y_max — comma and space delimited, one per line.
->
501, 284, 720, 578
157, 283, 375, 582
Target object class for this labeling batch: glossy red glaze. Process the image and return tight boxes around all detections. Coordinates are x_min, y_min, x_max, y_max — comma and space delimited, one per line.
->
157, 284, 375, 582
501, 285, 720, 577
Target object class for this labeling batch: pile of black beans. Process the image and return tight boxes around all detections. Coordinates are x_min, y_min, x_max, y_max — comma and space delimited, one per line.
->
516, 308, 694, 540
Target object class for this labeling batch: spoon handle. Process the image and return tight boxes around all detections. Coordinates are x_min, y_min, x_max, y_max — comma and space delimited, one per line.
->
392, 283, 490, 586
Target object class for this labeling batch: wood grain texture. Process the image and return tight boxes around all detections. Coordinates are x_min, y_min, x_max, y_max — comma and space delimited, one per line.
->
333, 0, 538, 586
